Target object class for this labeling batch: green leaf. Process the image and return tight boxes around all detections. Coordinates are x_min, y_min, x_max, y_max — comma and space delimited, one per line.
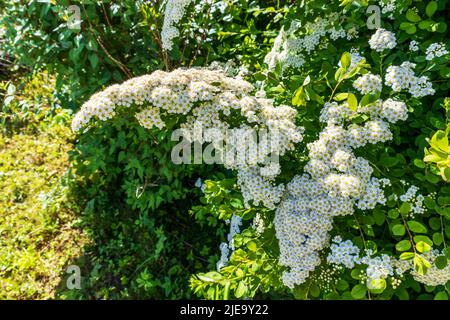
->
396, 240, 412, 252
340, 52, 351, 70
418, 20, 433, 30
247, 241, 257, 252
223, 281, 230, 300
415, 241, 431, 253
336, 279, 349, 291
292, 86, 307, 107
400, 252, 415, 260
347, 93, 358, 111
444, 247, 450, 259
309, 284, 320, 298
406, 9, 421, 23
88, 54, 99, 69
335, 67, 345, 82
429, 217, 441, 231
439, 67, 450, 78
399, 202, 412, 215
434, 292, 448, 300
413, 235, 433, 246
413, 159, 426, 168
351, 284, 367, 299
434, 256, 448, 270
414, 255, 432, 275
367, 278, 386, 293
407, 221, 428, 234
400, 22, 417, 34
333, 92, 349, 101
379, 155, 399, 168
373, 209, 385, 226
426, 1, 438, 17
388, 209, 399, 219
392, 224, 406, 236
351, 269, 363, 280
425, 173, 440, 184
435, 22, 447, 33
197, 272, 223, 282
432, 232, 443, 246
234, 281, 248, 298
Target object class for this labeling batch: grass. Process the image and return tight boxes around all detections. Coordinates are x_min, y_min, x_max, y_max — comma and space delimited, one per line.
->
0, 74, 88, 299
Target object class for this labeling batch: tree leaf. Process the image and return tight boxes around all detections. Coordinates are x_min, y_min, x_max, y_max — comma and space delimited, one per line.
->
392, 224, 406, 236
396, 240, 411, 252
340, 52, 351, 70
434, 256, 448, 270
426, 1, 438, 17
407, 221, 428, 234
351, 284, 367, 299
235, 281, 248, 298
415, 241, 431, 253
347, 93, 358, 111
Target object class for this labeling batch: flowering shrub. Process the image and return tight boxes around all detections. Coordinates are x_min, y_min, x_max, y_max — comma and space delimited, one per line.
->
187, 0, 450, 300
6, 0, 449, 300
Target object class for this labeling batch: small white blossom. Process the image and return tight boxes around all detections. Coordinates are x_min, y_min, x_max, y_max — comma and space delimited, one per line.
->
369, 28, 396, 52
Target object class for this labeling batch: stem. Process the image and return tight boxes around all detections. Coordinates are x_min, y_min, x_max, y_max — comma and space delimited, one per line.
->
441, 215, 447, 249
353, 214, 367, 250
379, 53, 384, 78
401, 214, 417, 254
328, 79, 344, 101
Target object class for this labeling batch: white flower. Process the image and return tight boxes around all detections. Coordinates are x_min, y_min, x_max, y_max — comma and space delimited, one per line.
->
425, 42, 448, 61
369, 28, 396, 52
275, 93, 409, 287
409, 40, 419, 52
381, 99, 408, 123
327, 237, 360, 268
353, 73, 382, 94
385, 62, 435, 98
161, 0, 194, 51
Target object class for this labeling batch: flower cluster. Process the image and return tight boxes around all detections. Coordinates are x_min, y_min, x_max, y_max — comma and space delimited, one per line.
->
264, 14, 357, 72
275, 92, 408, 287
237, 167, 285, 210
368, 28, 396, 52
216, 242, 230, 271
398, 185, 425, 217
380, 0, 397, 19
73, 68, 304, 213
326, 236, 360, 268
360, 253, 394, 282
385, 62, 435, 98
380, 99, 408, 124
161, 0, 193, 51
425, 42, 448, 61
353, 73, 382, 94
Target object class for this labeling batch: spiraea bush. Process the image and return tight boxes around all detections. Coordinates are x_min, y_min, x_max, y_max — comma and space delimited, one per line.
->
1, 0, 449, 300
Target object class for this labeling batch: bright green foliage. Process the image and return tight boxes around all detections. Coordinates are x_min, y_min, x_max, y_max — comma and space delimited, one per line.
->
424, 98, 450, 181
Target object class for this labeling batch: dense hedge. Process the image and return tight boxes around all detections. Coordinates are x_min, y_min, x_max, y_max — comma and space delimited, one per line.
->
1, 0, 450, 300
